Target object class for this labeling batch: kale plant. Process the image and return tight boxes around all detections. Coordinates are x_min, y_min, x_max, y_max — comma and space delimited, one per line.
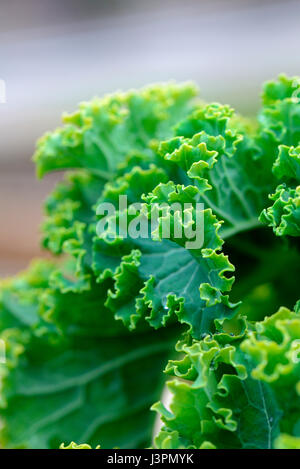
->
0, 76, 299, 449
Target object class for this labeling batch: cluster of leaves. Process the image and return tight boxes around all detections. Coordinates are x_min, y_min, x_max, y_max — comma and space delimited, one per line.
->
154, 304, 300, 449
0, 77, 299, 449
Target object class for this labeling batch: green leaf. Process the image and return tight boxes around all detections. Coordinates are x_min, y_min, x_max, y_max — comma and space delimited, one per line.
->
153, 306, 300, 449
260, 145, 300, 236
273, 145, 300, 181
42, 171, 103, 256
0, 261, 177, 449
33, 83, 197, 178
160, 104, 271, 238
260, 184, 300, 236
274, 434, 300, 449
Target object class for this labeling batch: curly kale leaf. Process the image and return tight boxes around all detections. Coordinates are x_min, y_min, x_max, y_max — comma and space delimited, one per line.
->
260, 145, 300, 236
153, 306, 300, 449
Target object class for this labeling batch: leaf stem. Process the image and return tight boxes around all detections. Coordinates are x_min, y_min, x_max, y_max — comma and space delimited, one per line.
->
221, 217, 263, 240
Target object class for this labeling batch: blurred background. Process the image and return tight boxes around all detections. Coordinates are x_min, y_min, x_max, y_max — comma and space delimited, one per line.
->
1, 0, 299, 277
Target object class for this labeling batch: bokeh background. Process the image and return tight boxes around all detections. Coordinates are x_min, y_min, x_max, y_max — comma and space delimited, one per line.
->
1, 0, 299, 277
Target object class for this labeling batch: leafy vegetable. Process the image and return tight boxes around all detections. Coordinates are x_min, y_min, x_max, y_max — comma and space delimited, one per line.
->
0, 77, 299, 449
153, 306, 300, 449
